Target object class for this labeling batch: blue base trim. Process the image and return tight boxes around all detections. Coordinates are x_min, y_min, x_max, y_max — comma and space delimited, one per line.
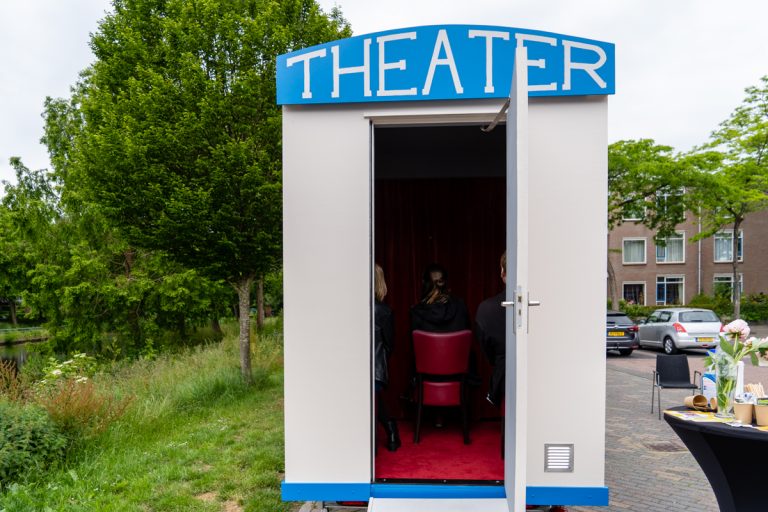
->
281, 482, 370, 501
282, 481, 609, 506
527, 486, 609, 506
371, 483, 505, 499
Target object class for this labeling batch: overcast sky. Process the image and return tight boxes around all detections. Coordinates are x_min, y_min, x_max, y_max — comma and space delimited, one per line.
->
1, 0, 767, 188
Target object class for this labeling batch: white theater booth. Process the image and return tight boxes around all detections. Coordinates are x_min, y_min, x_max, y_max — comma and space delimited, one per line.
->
278, 25, 614, 511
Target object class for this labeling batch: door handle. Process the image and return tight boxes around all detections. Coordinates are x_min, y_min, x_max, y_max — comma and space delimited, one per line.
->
501, 301, 515, 307
527, 295, 540, 334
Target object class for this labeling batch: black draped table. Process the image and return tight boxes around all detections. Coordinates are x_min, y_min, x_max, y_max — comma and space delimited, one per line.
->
664, 406, 768, 512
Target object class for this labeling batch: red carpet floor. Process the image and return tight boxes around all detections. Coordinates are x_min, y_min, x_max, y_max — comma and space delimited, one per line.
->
375, 420, 504, 481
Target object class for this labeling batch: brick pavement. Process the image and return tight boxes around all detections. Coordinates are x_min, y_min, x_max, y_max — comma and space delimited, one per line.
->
574, 346, 768, 512
301, 344, 768, 512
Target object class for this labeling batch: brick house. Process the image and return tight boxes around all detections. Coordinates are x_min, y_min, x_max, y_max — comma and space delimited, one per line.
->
608, 209, 768, 306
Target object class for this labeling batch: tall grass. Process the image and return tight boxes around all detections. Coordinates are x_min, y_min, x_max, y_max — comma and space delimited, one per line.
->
0, 317, 291, 511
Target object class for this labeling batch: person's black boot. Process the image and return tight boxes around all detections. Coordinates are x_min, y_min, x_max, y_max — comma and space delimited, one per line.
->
385, 420, 401, 452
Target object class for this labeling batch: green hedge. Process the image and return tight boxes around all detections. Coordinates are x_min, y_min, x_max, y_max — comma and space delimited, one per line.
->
615, 293, 768, 323
741, 293, 768, 323
0, 401, 66, 484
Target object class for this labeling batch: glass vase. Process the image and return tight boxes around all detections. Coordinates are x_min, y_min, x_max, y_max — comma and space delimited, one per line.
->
715, 358, 738, 419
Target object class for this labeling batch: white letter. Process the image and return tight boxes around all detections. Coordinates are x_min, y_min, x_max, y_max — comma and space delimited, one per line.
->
286, 48, 328, 99
331, 38, 372, 98
563, 40, 607, 91
376, 32, 417, 97
468, 29, 510, 93
422, 29, 464, 95
514, 33, 557, 92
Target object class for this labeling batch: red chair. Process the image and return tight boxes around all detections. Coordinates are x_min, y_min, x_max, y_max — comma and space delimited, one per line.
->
412, 329, 473, 444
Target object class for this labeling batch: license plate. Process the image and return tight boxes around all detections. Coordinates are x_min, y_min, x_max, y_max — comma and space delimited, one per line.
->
697, 337, 714, 343
608, 331, 624, 337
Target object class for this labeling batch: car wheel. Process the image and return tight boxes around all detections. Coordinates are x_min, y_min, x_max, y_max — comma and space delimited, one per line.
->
618, 349, 633, 356
663, 337, 678, 355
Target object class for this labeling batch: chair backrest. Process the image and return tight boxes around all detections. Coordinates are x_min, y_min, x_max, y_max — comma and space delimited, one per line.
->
412, 329, 472, 376
656, 354, 691, 385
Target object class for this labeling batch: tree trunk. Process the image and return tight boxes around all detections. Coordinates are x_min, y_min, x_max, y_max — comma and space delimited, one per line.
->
211, 314, 222, 335
235, 276, 254, 385
9, 301, 17, 327
256, 276, 265, 329
732, 219, 742, 319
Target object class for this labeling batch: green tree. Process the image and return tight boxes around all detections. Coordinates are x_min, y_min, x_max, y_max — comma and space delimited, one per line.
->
44, 0, 351, 382
0, 158, 62, 326
607, 139, 692, 307
2, 159, 226, 356
688, 76, 768, 318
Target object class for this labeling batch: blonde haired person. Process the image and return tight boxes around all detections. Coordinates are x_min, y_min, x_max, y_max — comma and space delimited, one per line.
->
374, 264, 399, 451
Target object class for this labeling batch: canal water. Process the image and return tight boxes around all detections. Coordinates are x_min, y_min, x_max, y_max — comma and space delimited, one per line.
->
0, 342, 31, 371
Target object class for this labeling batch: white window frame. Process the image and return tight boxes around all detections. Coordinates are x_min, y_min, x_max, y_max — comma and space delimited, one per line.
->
656, 274, 685, 306
656, 188, 686, 222
655, 231, 685, 264
713, 273, 744, 300
622, 237, 647, 265
714, 230, 744, 263
621, 203, 645, 222
622, 281, 646, 306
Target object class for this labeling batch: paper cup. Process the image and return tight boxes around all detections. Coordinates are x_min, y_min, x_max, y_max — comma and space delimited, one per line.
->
734, 403, 754, 424
684, 394, 708, 409
755, 403, 768, 426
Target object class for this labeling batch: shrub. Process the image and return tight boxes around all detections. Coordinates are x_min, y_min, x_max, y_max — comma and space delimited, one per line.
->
35, 379, 132, 443
618, 300, 658, 322
37, 353, 98, 388
0, 401, 66, 484
688, 293, 733, 319
741, 293, 768, 323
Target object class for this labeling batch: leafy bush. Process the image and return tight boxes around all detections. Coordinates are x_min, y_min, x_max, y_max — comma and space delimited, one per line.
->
0, 401, 66, 484
688, 293, 733, 319
618, 300, 658, 322
741, 293, 768, 323
37, 353, 98, 389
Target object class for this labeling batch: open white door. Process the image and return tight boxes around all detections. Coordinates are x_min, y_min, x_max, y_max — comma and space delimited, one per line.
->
503, 46, 530, 512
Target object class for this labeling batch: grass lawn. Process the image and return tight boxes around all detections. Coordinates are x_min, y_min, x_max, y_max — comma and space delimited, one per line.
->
0, 320, 299, 512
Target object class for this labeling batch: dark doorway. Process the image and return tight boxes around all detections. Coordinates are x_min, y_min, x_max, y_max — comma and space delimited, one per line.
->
373, 124, 506, 482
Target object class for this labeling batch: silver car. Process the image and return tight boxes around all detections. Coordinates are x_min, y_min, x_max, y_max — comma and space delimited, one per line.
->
638, 308, 722, 354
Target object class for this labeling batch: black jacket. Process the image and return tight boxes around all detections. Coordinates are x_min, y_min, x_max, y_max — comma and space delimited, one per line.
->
475, 291, 506, 404
375, 301, 394, 386
410, 296, 470, 333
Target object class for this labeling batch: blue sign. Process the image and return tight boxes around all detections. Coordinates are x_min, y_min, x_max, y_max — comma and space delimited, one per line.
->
276, 25, 614, 105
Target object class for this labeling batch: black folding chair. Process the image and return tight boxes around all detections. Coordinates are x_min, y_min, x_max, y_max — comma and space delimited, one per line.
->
651, 354, 701, 419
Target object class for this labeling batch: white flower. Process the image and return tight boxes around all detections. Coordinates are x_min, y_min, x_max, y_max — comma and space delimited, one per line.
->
51, 369, 63, 376
724, 319, 750, 340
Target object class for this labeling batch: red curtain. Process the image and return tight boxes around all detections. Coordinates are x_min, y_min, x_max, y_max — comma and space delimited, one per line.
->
375, 176, 506, 419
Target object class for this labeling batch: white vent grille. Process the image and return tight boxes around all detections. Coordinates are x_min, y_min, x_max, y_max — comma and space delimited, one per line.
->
544, 444, 574, 472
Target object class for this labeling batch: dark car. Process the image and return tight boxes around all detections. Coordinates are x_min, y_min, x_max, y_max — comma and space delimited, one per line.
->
606, 310, 639, 356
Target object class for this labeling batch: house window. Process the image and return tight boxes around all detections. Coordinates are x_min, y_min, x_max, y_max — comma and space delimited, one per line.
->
622, 238, 646, 264
656, 188, 686, 223
622, 203, 645, 222
656, 276, 684, 305
714, 274, 744, 300
714, 230, 743, 262
623, 282, 645, 305
656, 232, 685, 263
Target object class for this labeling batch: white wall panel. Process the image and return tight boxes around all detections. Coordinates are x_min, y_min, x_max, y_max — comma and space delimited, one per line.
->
283, 105, 372, 482
526, 96, 608, 486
